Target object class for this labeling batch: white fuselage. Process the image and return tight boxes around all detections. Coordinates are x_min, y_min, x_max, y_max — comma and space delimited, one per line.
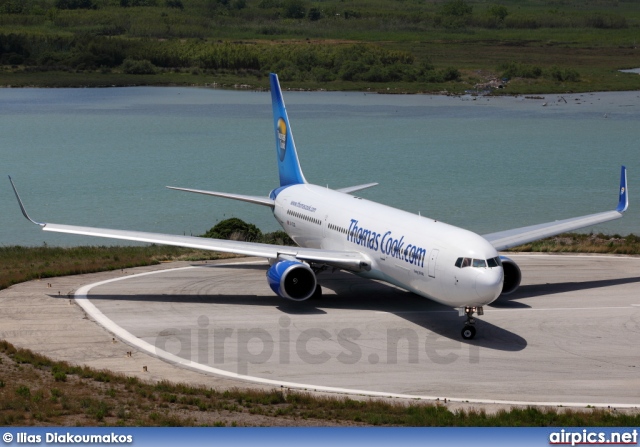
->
272, 184, 504, 308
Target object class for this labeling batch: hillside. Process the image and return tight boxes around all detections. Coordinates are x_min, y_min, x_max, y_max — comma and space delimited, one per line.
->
1, 0, 640, 92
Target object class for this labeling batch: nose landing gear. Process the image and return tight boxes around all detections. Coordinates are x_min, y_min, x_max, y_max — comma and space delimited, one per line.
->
460, 306, 483, 340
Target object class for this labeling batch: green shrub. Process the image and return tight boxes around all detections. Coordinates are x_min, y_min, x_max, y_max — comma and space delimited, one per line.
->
283, 0, 305, 19
547, 66, 580, 82
440, 67, 461, 82
343, 9, 361, 19
202, 218, 262, 242
165, 0, 183, 9
121, 59, 157, 75
437, 0, 472, 28
16, 385, 31, 399
488, 4, 508, 22
499, 62, 542, 79
308, 7, 321, 21
55, 0, 96, 10
440, 0, 472, 18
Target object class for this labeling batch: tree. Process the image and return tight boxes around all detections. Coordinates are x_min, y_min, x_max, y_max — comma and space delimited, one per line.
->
283, 0, 305, 19
440, 0, 472, 18
121, 59, 157, 74
488, 4, 508, 22
165, 0, 184, 9
202, 218, 262, 242
438, 0, 472, 29
55, 0, 96, 10
308, 6, 322, 21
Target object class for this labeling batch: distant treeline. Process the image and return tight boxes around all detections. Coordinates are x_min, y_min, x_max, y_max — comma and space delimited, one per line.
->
0, 33, 460, 83
0, 0, 631, 33
1, 0, 638, 90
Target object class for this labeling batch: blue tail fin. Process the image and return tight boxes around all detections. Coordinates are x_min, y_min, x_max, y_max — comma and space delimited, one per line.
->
270, 73, 307, 187
617, 165, 628, 212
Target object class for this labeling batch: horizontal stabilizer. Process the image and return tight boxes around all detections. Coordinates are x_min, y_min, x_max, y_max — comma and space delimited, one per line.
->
336, 183, 379, 195
167, 186, 274, 207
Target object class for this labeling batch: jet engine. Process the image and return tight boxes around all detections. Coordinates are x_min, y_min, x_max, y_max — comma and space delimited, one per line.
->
266, 260, 317, 301
499, 256, 522, 295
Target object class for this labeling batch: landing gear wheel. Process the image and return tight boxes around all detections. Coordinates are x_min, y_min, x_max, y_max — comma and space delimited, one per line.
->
310, 284, 323, 300
460, 306, 482, 340
461, 325, 476, 340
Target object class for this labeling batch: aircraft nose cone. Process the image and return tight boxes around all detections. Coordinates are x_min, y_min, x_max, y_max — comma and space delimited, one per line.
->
475, 268, 503, 304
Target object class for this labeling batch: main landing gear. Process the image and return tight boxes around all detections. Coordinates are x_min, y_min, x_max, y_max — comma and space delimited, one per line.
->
460, 306, 483, 340
310, 265, 326, 300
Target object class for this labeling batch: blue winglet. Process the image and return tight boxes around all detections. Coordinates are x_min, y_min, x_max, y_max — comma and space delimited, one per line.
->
616, 165, 628, 213
270, 73, 307, 187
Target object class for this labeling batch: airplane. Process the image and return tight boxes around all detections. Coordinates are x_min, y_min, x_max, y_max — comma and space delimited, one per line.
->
10, 73, 629, 340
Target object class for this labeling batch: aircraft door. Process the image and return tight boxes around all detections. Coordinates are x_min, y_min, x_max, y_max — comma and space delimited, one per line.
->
323, 214, 328, 238
428, 249, 439, 278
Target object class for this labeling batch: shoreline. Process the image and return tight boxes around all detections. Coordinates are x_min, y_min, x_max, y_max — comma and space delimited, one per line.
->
2, 79, 640, 99
1, 70, 639, 96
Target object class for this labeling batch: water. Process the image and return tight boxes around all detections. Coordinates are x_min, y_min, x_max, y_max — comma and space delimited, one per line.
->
1, 87, 639, 247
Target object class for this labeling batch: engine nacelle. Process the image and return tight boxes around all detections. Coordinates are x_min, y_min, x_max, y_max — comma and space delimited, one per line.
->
499, 255, 522, 296
266, 260, 317, 301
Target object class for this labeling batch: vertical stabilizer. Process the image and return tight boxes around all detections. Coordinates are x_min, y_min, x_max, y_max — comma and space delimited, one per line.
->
617, 165, 628, 212
270, 73, 307, 187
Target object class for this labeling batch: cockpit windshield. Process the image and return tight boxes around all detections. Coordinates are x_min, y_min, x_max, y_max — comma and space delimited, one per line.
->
473, 259, 486, 268
455, 256, 501, 269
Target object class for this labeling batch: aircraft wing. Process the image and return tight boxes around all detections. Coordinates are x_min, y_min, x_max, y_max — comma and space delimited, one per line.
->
483, 166, 628, 251
9, 177, 370, 272
39, 223, 371, 271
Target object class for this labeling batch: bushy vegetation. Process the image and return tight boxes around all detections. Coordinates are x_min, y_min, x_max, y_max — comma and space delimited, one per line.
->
0, 34, 447, 84
547, 65, 581, 82
499, 62, 580, 82
509, 233, 640, 255
499, 62, 543, 79
0, 245, 228, 291
202, 217, 263, 241
202, 217, 294, 244
0, 0, 634, 33
0, 0, 639, 92
121, 58, 157, 74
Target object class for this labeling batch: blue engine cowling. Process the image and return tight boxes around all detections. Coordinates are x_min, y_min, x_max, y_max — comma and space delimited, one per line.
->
266, 260, 317, 301
499, 255, 522, 295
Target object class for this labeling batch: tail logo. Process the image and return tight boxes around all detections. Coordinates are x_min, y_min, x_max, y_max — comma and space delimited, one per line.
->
277, 117, 287, 161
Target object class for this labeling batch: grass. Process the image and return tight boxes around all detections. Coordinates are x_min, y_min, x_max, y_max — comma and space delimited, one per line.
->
0, 340, 638, 426
0, 245, 235, 291
507, 233, 640, 255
